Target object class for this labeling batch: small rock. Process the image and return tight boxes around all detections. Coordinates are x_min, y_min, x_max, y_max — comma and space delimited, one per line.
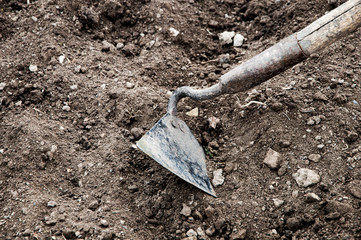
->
270, 102, 283, 111
58, 55, 65, 64
233, 33, 244, 47
128, 185, 138, 192
196, 227, 206, 238
205, 226, 215, 236
219, 31, 235, 45
292, 190, 299, 198
186, 229, 197, 237
304, 192, 321, 202
88, 200, 99, 210
277, 165, 287, 176
47, 201, 57, 208
208, 116, 220, 129
169, 27, 180, 37
204, 205, 215, 218
273, 198, 284, 208
308, 154, 321, 162
182, 237, 197, 240
325, 212, 341, 220
345, 131, 358, 143
313, 91, 328, 101
0, 82, 6, 90
286, 217, 302, 231
333, 92, 347, 103
186, 108, 199, 117
263, 148, 282, 170
123, 43, 138, 56
116, 42, 124, 49
29, 64, 38, 72
100, 219, 109, 227
125, 81, 135, 89
22, 229, 32, 236
70, 85, 78, 90
44, 216, 57, 226
212, 169, 224, 186
307, 115, 322, 125
317, 144, 325, 149
230, 228, 247, 240
62, 105, 71, 112
292, 168, 320, 187
101, 40, 115, 52
31, 16, 38, 22
180, 203, 192, 217
348, 180, 361, 199
130, 127, 143, 140
325, 200, 354, 214
279, 139, 291, 148
74, 65, 82, 73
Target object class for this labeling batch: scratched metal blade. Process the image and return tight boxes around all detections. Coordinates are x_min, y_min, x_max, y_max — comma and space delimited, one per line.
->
136, 113, 216, 197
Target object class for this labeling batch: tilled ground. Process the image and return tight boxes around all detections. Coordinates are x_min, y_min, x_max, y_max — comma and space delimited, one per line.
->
0, 0, 361, 239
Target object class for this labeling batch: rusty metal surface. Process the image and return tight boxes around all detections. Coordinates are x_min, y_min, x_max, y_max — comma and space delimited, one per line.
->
136, 113, 216, 197
219, 34, 307, 94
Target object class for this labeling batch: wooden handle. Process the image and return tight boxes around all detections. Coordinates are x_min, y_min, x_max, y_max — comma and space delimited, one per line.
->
219, 0, 361, 94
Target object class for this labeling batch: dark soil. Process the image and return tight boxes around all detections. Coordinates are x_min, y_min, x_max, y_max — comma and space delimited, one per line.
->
1, 0, 360, 239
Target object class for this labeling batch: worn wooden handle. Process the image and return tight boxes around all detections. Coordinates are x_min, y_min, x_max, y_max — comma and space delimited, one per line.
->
220, 0, 361, 94
167, 0, 361, 116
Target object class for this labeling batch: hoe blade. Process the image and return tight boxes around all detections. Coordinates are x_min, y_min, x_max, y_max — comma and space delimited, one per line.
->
136, 113, 216, 197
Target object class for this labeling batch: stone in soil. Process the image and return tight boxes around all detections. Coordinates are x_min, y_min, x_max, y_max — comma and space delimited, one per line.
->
186, 107, 199, 117
180, 203, 192, 217
130, 127, 143, 140
233, 33, 244, 47
101, 40, 116, 52
205, 226, 215, 236
325, 200, 354, 215
345, 131, 358, 143
100, 219, 109, 227
286, 217, 302, 231
186, 229, 197, 237
292, 168, 320, 187
273, 198, 284, 208
0, 82, 6, 90
219, 31, 235, 45
313, 91, 328, 101
204, 205, 215, 218
47, 201, 57, 207
88, 200, 99, 210
230, 228, 247, 240
348, 180, 361, 199
263, 148, 282, 170
212, 169, 225, 186
308, 154, 321, 162
304, 192, 321, 202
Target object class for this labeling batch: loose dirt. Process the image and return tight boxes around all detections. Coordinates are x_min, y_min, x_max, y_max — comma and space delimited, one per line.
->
1, 0, 360, 239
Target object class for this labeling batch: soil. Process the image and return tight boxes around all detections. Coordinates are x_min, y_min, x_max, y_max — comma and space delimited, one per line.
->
1, 0, 361, 239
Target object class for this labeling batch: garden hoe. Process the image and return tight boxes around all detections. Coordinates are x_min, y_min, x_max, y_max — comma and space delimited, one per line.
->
137, 0, 361, 197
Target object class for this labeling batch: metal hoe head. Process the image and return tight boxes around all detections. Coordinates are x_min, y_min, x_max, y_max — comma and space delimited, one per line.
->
136, 113, 216, 197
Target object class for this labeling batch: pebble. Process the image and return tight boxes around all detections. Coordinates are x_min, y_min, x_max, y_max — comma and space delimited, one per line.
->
70, 85, 78, 90
88, 200, 99, 210
317, 144, 324, 149
180, 203, 192, 217
233, 33, 244, 47
345, 131, 358, 143
62, 105, 71, 112
186, 229, 197, 237
212, 169, 225, 186
29, 64, 38, 72
308, 154, 321, 162
263, 148, 282, 170
307, 115, 322, 125
219, 31, 235, 45
123, 43, 138, 56
292, 168, 320, 187
313, 91, 328, 101
116, 42, 124, 49
292, 190, 299, 198
186, 108, 199, 117
208, 116, 220, 129
348, 180, 361, 199
277, 165, 287, 176
125, 82, 135, 89
100, 219, 109, 227
273, 198, 284, 208
286, 217, 302, 231
128, 185, 138, 192
196, 227, 206, 238
270, 102, 283, 111
101, 40, 116, 52
304, 192, 321, 202
204, 205, 215, 218
205, 226, 215, 236
325, 200, 353, 214
47, 201, 57, 207
0, 82, 6, 90
230, 228, 247, 240
279, 139, 291, 148
59, 55, 65, 64
31, 16, 38, 22
169, 27, 180, 37
130, 127, 143, 139
74, 65, 82, 73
